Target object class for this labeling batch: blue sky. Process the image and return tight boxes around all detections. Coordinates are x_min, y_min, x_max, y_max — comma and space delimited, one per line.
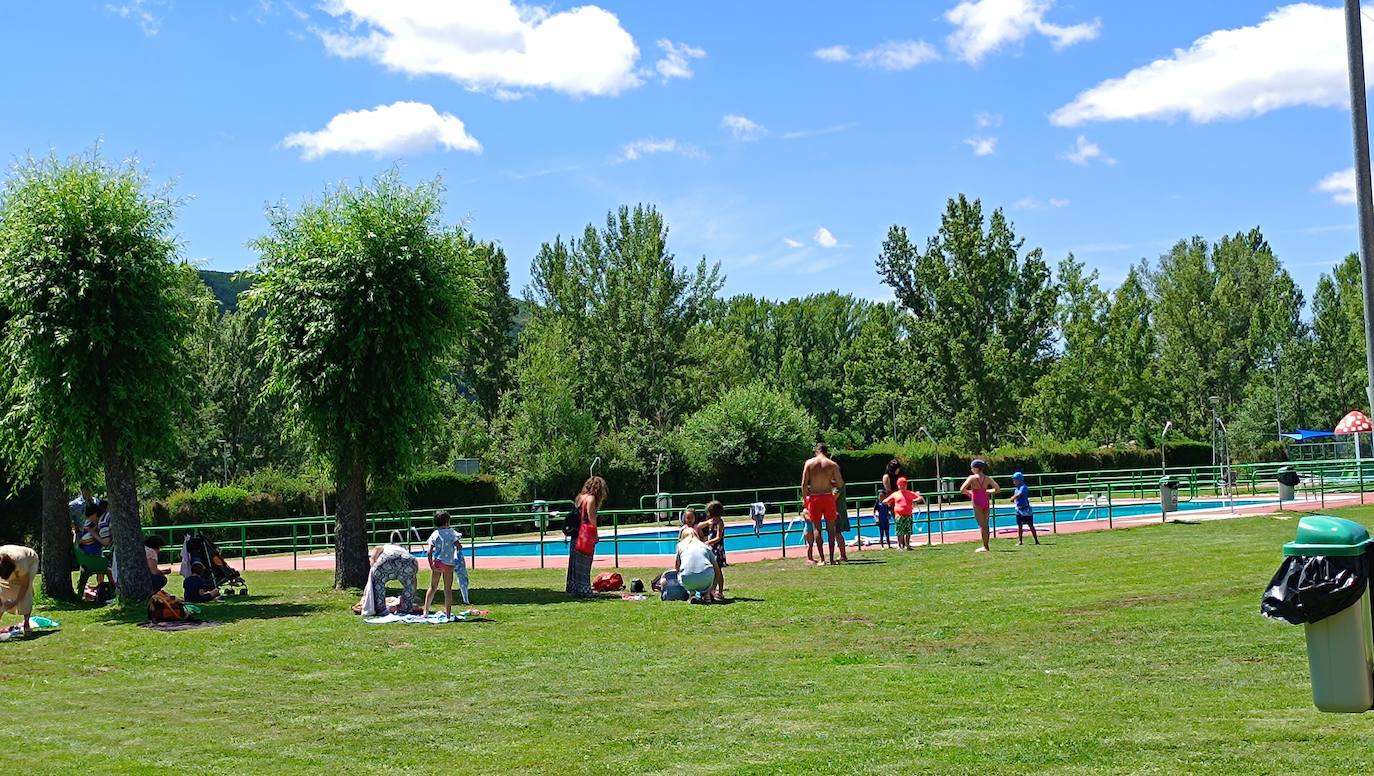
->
0, 1, 1367, 301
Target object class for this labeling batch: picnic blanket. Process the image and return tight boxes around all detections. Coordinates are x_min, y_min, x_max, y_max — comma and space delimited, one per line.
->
137, 619, 222, 632
0, 616, 60, 642
364, 610, 490, 624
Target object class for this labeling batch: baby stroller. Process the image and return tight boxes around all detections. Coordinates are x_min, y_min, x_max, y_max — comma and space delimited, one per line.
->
182, 531, 249, 596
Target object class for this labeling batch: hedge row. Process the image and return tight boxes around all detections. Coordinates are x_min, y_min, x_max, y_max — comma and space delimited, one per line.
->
148, 470, 501, 526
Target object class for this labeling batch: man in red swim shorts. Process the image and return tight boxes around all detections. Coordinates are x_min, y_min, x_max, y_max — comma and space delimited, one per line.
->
801, 443, 844, 565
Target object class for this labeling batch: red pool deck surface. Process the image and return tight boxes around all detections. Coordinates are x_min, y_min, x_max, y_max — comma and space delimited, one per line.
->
231, 492, 1362, 573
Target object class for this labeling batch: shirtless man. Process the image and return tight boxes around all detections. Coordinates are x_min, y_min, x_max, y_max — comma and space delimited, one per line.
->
801, 443, 844, 565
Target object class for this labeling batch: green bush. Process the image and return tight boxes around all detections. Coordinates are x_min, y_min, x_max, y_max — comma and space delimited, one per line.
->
403, 470, 501, 510
679, 384, 819, 489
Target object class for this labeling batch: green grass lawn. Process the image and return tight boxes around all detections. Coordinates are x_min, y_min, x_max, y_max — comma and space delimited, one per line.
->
5, 509, 1374, 775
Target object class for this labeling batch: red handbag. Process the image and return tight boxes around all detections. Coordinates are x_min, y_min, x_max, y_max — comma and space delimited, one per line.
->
574, 520, 598, 556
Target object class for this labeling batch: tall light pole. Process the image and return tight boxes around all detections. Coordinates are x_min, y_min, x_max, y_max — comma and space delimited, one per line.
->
1343, 0, 1374, 413
1274, 348, 1282, 441
1160, 421, 1172, 476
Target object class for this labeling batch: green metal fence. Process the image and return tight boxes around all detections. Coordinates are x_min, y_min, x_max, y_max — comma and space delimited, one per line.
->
147, 458, 1374, 572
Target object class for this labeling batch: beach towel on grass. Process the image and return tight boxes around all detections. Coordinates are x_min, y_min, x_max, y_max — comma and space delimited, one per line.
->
0, 616, 60, 642
364, 610, 490, 624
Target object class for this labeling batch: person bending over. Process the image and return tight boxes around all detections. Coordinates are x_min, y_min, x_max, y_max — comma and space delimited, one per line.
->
0, 545, 39, 636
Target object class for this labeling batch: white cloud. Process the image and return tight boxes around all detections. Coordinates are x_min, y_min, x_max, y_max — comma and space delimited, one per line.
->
1317, 167, 1357, 205
975, 111, 1003, 129
655, 39, 705, 81
814, 227, 839, 248
317, 0, 642, 98
1052, 4, 1360, 126
964, 136, 998, 156
282, 101, 481, 160
814, 45, 853, 63
722, 114, 767, 141
1060, 135, 1115, 166
616, 138, 707, 163
783, 237, 804, 249
1012, 196, 1070, 209
781, 122, 859, 140
812, 40, 939, 71
945, 0, 1100, 64
106, 0, 163, 36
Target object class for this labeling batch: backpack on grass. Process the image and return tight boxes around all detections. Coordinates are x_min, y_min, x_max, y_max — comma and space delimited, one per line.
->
592, 572, 624, 592
148, 590, 190, 622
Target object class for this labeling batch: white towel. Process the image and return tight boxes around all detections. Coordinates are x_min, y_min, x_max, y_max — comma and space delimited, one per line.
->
178, 535, 193, 578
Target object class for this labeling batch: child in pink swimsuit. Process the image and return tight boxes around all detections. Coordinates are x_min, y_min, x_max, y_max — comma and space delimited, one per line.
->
960, 459, 1000, 553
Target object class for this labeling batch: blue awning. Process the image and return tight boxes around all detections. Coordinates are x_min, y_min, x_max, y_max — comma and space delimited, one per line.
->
1281, 429, 1336, 441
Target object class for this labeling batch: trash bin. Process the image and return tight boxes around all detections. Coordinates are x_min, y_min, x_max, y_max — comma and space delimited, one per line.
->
1159, 477, 1180, 513
532, 500, 548, 531
1277, 466, 1300, 501
655, 493, 672, 522
1261, 515, 1374, 712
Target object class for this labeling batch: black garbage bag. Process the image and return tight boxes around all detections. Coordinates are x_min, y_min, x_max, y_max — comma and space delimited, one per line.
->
1262, 553, 1369, 625
1277, 470, 1301, 488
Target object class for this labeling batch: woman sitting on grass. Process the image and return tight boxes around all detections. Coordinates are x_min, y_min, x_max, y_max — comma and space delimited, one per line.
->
144, 536, 171, 592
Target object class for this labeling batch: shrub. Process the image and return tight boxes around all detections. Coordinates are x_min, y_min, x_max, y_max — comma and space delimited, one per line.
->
402, 470, 501, 510
679, 384, 819, 489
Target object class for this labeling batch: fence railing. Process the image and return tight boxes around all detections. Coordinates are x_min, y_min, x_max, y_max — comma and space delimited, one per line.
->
147, 458, 1370, 572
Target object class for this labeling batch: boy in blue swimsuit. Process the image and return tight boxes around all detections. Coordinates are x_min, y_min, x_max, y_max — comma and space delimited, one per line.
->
1011, 472, 1039, 546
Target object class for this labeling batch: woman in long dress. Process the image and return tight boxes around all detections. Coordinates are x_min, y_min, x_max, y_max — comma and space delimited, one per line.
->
566, 476, 608, 597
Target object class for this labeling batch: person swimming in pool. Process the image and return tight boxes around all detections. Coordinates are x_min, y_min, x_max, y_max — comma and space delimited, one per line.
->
801, 443, 844, 565
960, 459, 1000, 553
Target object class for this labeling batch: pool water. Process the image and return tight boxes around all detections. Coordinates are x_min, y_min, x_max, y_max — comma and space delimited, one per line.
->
440, 497, 1271, 558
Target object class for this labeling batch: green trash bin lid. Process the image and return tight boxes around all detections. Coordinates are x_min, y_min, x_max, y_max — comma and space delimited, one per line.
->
1283, 515, 1373, 556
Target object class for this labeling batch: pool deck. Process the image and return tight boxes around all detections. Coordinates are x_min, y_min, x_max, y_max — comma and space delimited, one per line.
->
231, 491, 1360, 573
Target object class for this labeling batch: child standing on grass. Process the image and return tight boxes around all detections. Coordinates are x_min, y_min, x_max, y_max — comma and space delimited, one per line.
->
702, 501, 726, 601
1011, 472, 1040, 546
883, 477, 924, 550
422, 511, 462, 616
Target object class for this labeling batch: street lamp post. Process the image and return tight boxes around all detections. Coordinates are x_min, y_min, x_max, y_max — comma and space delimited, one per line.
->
1161, 420, 1172, 476
1343, 0, 1374, 413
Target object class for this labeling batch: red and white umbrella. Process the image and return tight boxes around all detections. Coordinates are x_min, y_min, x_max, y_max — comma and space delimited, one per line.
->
1335, 410, 1373, 434
1335, 410, 1373, 466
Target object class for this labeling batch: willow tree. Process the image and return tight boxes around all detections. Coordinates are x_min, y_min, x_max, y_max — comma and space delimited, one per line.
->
246, 173, 479, 589
0, 153, 193, 601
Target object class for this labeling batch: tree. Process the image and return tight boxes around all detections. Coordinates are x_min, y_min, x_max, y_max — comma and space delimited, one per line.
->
877, 195, 1056, 448
1150, 229, 1302, 437
0, 152, 194, 601
1025, 256, 1110, 442
1310, 255, 1366, 422
528, 205, 723, 433
246, 173, 480, 589
841, 303, 915, 441
1100, 264, 1161, 442
489, 317, 598, 499
461, 240, 516, 421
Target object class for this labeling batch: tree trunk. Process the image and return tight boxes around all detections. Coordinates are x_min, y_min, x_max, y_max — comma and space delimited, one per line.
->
334, 456, 369, 590
39, 445, 76, 601
101, 424, 153, 602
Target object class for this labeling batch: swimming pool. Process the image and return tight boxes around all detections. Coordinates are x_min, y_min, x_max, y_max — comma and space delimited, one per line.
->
434, 497, 1272, 558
